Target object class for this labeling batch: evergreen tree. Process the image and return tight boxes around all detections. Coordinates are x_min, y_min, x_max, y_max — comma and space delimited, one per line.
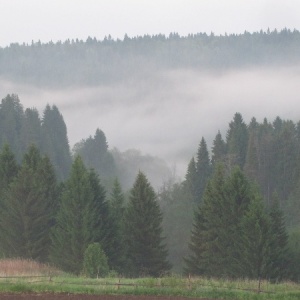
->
108, 178, 127, 273
20, 108, 41, 153
0, 145, 57, 261
0, 144, 19, 200
184, 157, 198, 203
266, 193, 289, 281
73, 128, 116, 182
125, 171, 170, 276
244, 119, 260, 182
41, 104, 72, 180
50, 156, 112, 274
211, 131, 226, 167
50, 156, 95, 274
239, 195, 271, 279
226, 112, 248, 168
185, 165, 273, 279
185, 164, 226, 276
195, 137, 211, 203
0, 94, 24, 161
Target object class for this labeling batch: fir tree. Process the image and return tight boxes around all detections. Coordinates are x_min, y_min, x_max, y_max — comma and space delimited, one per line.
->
239, 195, 271, 280
226, 112, 248, 169
108, 178, 127, 273
41, 104, 72, 180
211, 130, 226, 167
266, 193, 289, 281
50, 156, 95, 274
125, 171, 171, 277
0, 145, 57, 261
195, 137, 211, 203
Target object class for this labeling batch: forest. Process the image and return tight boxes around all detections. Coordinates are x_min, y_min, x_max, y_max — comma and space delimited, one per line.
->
1, 29, 300, 87
0, 29, 300, 281
0, 94, 300, 280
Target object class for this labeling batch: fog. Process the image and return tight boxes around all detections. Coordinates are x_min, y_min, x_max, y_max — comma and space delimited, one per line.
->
1, 66, 300, 178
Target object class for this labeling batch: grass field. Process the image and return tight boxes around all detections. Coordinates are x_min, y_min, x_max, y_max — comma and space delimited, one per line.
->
0, 259, 299, 299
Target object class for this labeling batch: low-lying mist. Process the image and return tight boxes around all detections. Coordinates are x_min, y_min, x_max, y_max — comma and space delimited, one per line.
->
1, 65, 300, 179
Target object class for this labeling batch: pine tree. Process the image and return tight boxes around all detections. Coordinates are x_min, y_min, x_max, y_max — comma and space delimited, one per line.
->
0, 145, 57, 261
125, 171, 171, 276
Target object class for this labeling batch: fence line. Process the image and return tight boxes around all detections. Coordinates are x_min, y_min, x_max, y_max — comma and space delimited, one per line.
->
0, 275, 280, 294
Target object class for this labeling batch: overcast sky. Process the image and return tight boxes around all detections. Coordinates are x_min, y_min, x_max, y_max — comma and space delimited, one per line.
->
1, 0, 300, 47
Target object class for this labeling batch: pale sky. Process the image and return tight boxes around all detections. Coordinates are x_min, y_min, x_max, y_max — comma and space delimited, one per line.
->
1, 0, 299, 47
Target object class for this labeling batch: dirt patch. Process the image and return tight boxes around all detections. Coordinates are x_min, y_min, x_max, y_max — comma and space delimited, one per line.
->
0, 293, 215, 300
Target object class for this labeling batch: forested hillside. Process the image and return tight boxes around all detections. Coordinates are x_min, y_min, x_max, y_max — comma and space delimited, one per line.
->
1, 29, 300, 87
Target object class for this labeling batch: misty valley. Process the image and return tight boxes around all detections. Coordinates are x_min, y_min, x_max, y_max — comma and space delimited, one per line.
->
0, 30, 300, 282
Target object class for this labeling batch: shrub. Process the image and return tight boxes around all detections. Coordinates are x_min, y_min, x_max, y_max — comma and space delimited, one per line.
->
83, 243, 109, 278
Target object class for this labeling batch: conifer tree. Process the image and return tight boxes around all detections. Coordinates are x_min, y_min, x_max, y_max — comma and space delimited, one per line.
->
0, 145, 57, 261
239, 195, 271, 279
195, 137, 211, 203
125, 171, 170, 276
184, 157, 198, 203
0, 94, 24, 161
50, 156, 95, 273
266, 193, 289, 281
211, 130, 226, 167
50, 156, 113, 274
108, 178, 127, 273
0, 144, 19, 200
226, 112, 248, 168
41, 104, 72, 180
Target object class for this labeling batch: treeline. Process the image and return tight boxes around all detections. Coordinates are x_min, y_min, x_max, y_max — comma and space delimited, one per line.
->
1, 29, 300, 87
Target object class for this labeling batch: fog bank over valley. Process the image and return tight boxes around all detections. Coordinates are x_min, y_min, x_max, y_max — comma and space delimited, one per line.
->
1, 66, 300, 178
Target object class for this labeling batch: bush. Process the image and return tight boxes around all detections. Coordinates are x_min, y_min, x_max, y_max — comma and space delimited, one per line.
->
83, 243, 109, 278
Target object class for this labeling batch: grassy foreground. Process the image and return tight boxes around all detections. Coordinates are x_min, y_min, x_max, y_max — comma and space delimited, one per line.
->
0, 259, 300, 299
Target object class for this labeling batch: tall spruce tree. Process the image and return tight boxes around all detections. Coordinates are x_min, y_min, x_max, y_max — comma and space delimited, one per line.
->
0, 94, 24, 161
184, 157, 198, 203
0, 145, 57, 261
185, 165, 279, 279
266, 193, 289, 281
108, 178, 127, 273
125, 171, 170, 277
226, 112, 248, 169
239, 195, 271, 279
211, 131, 226, 168
50, 156, 113, 274
195, 137, 211, 203
50, 156, 95, 274
41, 104, 72, 180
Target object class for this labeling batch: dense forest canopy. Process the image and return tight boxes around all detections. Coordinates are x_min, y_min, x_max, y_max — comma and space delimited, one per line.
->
1, 29, 300, 87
